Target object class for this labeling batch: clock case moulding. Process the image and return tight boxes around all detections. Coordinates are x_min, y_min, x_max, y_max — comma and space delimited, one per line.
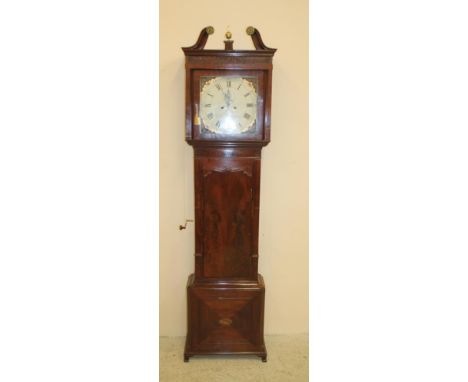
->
182, 26, 276, 363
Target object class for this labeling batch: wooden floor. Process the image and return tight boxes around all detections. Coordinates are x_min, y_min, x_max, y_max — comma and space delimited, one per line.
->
160, 334, 308, 382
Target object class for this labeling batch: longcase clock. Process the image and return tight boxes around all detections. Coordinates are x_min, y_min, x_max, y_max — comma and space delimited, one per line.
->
182, 26, 276, 362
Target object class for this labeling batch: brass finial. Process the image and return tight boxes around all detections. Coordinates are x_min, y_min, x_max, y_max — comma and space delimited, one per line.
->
246, 26, 255, 35
205, 26, 214, 35
225, 30, 232, 40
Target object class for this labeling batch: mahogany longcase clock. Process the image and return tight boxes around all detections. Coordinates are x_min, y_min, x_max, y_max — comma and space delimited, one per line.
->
182, 26, 276, 362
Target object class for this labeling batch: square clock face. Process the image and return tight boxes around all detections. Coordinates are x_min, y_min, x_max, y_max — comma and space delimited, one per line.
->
199, 76, 258, 136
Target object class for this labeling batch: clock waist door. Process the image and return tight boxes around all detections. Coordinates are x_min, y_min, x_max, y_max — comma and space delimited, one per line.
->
194, 148, 261, 281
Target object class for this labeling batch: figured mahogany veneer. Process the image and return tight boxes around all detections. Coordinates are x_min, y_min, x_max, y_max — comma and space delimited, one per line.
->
182, 27, 275, 362
194, 147, 261, 281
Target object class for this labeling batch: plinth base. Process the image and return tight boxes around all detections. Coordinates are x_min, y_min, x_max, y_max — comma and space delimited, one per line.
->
184, 274, 267, 362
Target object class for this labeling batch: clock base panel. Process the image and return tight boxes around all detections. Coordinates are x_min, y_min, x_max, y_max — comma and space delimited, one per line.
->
184, 273, 267, 362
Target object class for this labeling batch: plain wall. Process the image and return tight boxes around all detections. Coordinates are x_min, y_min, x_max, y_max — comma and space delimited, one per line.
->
160, 0, 308, 336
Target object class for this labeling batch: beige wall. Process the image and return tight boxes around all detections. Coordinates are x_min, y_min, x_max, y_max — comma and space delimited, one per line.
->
160, 0, 308, 336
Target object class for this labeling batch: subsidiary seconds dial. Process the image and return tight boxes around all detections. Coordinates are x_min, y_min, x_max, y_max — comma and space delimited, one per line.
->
199, 76, 257, 134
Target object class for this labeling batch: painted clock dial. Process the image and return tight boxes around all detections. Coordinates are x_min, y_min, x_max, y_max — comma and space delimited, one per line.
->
199, 76, 258, 134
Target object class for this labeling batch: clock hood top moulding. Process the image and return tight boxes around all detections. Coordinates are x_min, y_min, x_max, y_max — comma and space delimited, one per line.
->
182, 26, 276, 57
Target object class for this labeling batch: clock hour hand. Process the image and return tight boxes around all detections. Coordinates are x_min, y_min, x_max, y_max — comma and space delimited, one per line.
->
224, 89, 232, 108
